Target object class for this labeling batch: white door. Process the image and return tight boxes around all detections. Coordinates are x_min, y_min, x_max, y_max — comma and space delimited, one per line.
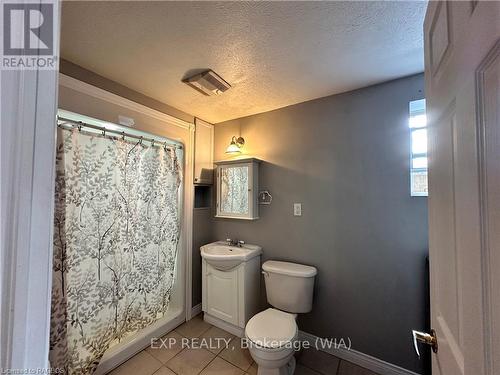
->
418, 2, 500, 374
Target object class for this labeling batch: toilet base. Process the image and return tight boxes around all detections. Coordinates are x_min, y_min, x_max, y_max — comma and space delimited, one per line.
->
257, 356, 296, 375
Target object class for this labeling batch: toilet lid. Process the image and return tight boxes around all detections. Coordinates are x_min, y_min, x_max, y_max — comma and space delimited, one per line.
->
245, 308, 297, 349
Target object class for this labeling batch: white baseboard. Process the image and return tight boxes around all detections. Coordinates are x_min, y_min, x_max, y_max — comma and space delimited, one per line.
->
299, 331, 419, 375
191, 303, 202, 318
203, 313, 245, 337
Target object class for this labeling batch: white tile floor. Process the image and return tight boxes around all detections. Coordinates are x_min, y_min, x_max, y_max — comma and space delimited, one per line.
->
109, 314, 380, 375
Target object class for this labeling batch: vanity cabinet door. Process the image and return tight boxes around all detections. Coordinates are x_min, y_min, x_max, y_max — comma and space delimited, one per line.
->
206, 266, 239, 326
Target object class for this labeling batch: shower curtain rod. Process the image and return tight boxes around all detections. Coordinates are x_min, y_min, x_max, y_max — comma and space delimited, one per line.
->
57, 116, 183, 150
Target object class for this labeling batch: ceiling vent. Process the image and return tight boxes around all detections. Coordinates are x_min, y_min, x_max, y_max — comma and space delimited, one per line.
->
182, 70, 231, 96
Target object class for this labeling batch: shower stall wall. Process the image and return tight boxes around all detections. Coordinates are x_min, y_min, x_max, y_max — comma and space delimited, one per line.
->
50, 112, 186, 374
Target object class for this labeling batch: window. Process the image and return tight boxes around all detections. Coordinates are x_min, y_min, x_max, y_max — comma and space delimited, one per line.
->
409, 99, 428, 196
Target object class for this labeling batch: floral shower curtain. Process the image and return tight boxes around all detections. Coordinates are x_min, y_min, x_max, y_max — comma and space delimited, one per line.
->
50, 127, 183, 374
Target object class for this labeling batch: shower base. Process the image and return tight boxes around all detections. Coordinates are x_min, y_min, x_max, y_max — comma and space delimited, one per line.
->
94, 307, 184, 374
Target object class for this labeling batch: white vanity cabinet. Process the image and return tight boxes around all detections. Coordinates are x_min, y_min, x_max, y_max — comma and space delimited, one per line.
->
201, 244, 261, 337
215, 158, 261, 220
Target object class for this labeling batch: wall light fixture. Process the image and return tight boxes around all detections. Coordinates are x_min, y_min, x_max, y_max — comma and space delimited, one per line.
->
225, 136, 245, 154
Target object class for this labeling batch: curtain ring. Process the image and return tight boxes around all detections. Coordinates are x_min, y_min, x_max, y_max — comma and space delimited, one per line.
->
139, 136, 143, 145
121, 131, 125, 140
151, 139, 155, 147
102, 129, 106, 136
77, 125, 82, 132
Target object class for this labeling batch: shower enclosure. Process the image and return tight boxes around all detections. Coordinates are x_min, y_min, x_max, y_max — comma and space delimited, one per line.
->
50, 111, 186, 374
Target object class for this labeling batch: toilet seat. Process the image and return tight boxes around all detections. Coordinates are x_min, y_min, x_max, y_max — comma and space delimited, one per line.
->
245, 308, 298, 350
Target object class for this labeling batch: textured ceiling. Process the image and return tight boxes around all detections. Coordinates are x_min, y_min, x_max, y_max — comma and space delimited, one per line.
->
61, 1, 427, 123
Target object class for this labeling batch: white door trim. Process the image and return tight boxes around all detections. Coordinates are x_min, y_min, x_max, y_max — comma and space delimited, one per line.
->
184, 125, 195, 321
476, 39, 500, 375
0, 2, 60, 370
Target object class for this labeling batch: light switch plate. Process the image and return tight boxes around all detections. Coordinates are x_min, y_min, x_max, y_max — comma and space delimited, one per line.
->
294, 203, 302, 216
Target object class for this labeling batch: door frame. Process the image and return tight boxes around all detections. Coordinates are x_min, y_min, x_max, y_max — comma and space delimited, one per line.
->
475, 40, 500, 374
0, 0, 60, 369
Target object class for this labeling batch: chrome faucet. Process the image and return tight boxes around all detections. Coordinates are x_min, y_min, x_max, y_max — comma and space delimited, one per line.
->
226, 238, 245, 247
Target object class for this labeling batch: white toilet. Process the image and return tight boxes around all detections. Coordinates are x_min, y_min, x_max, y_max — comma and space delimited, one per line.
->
245, 260, 317, 375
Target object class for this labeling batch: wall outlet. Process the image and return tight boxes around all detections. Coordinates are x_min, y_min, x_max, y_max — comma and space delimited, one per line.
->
293, 203, 302, 216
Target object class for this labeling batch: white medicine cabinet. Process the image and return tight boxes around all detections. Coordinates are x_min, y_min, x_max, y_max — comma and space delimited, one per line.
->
215, 158, 260, 220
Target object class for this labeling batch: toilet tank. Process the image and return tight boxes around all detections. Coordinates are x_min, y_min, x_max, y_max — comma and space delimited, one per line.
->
262, 260, 317, 313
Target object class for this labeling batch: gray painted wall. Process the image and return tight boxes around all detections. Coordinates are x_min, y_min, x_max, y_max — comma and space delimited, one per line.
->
211, 74, 429, 374
192, 207, 212, 306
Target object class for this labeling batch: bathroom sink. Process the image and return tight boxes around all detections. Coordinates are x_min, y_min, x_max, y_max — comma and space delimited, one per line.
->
201, 241, 262, 271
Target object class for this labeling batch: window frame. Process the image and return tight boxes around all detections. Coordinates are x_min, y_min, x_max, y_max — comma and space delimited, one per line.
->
409, 99, 428, 197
